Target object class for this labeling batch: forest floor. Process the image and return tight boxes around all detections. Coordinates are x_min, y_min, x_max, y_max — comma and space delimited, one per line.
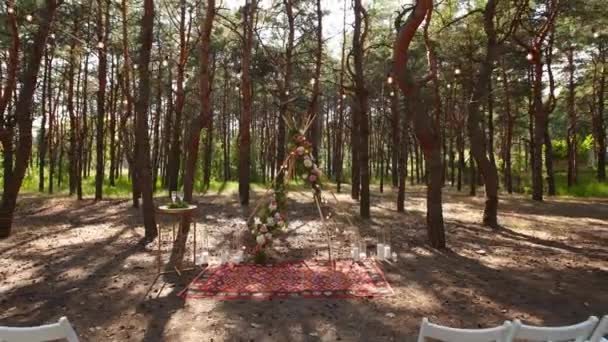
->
1, 186, 607, 341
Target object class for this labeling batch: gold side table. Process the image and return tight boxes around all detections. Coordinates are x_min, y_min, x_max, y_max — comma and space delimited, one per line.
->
157, 204, 198, 276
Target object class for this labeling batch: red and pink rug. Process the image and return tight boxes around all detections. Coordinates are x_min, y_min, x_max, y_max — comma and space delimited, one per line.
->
180, 259, 393, 300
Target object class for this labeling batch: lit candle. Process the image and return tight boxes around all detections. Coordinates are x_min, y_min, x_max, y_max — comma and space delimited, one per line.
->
376, 243, 385, 260
384, 245, 391, 260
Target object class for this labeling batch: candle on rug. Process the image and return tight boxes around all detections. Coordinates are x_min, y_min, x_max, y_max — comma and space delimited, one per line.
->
351, 246, 360, 261
377, 243, 385, 260
200, 251, 209, 265
384, 245, 391, 260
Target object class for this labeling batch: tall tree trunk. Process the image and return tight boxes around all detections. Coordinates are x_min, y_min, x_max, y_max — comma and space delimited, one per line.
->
465, 0, 500, 227
38, 50, 50, 193
183, 0, 216, 202
95, 0, 109, 201
309, 0, 323, 162
393, 0, 445, 249
0, 0, 60, 238
238, 0, 257, 205
67, 24, 78, 196
566, 47, 577, 187
135, 0, 158, 241
596, 40, 606, 182
353, 0, 370, 218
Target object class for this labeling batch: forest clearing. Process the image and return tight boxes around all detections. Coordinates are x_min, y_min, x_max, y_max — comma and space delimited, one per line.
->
1, 0, 607, 340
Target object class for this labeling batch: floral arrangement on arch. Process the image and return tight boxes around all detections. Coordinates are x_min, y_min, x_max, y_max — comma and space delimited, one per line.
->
249, 119, 324, 263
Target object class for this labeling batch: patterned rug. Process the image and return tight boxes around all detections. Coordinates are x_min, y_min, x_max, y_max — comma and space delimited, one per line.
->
180, 259, 394, 300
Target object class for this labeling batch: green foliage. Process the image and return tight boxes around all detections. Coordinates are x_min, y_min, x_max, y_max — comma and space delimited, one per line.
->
555, 171, 608, 197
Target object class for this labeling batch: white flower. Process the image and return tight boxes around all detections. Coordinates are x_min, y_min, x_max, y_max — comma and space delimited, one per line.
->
256, 235, 266, 245
266, 218, 275, 226
296, 146, 305, 155
254, 217, 262, 225
260, 225, 268, 233
303, 159, 313, 168
265, 233, 273, 240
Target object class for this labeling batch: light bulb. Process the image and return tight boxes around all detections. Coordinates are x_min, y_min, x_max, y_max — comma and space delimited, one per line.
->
285, 90, 289, 95
454, 68, 461, 75
133, 64, 138, 69
387, 76, 393, 84
526, 53, 534, 61
447, 84, 451, 89
162, 60, 168, 67
7, 7, 14, 14
342, 94, 346, 99
97, 41, 105, 49
25, 14, 33, 22
50, 33, 56, 39
496, 76, 502, 82
390, 91, 395, 97
593, 32, 600, 39
310, 78, 316, 85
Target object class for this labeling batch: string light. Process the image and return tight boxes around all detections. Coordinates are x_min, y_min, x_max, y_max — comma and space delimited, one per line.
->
387, 76, 393, 84
133, 64, 138, 70
122, 99, 128, 105
97, 41, 105, 49
7, 7, 14, 14
342, 94, 347, 99
390, 91, 395, 97
310, 78, 316, 85
447, 84, 451, 89
25, 14, 33, 22
162, 60, 168, 67
50, 33, 56, 39
454, 68, 461, 75
285, 90, 289, 96
593, 31, 600, 39
526, 52, 534, 61
496, 76, 502, 82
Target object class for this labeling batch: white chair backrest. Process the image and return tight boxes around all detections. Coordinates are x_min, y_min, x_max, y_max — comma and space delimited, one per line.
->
589, 315, 608, 342
0, 316, 79, 342
417, 317, 512, 342
506, 316, 598, 342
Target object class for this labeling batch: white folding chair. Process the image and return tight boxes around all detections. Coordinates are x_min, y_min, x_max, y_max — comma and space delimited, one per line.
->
0, 316, 79, 342
417, 317, 512, 342
589, 315, 608, 342
506, 316, 598, 342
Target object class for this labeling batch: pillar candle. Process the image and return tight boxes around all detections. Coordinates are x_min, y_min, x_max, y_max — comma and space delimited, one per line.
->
384, 245, 391, 260
201, 251, 209, 265
376, 243, 385, 260
351, 247, 360, 261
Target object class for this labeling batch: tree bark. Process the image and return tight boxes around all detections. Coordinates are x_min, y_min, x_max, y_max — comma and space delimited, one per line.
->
238, 0, 258, 205
0, 0, 60, 238
465, 0, 500, 227
95, 0, 109, 201
183, 0, 216, 202
134, 0, 158, 241
393, 0, 445, 249
353, 0, 370, 218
